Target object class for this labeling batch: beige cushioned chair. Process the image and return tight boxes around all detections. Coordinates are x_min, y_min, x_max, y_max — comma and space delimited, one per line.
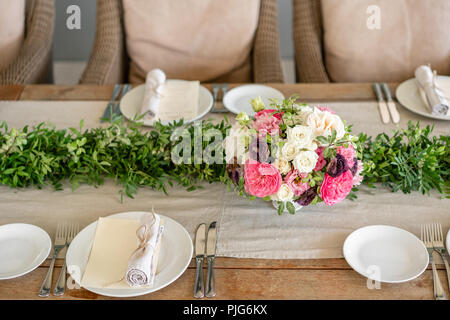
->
0, 0, 54, 84
80, 0, 284, 84
293, 0, 450, 83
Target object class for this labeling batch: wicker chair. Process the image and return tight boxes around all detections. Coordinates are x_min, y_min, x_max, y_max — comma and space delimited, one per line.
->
293, 0, 330, 83
0, 0, 55, 85
80, 0, 284, 85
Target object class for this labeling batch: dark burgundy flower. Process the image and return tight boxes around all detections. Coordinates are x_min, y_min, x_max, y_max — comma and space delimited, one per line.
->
249, 137, 270, 163
326, 154, 348, 178
226, 161, 244, 185
295, 187, 317, 206
349, 157, 358, 176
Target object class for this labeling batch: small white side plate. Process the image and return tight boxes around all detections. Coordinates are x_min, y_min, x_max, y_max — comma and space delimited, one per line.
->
396, 76, 450, 121
343, 225, 429, 283
223, 84, 285, 116
120, 80, 213, 126
66, 211, 193, 298
0, 224, 51, 280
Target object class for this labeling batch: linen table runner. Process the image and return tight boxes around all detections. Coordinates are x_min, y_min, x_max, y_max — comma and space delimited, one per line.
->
0, 100, 448, 259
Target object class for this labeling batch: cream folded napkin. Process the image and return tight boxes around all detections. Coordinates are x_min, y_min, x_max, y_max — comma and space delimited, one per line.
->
415, 65, 449, 116
156, 80, 200, 121
140, 68, 166, 119
126, 212, 164, 287
140, 68, 200, 123
80, 214, 164, 289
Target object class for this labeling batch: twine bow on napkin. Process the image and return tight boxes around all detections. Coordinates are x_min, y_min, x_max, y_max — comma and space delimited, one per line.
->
140, 68, 166, 121
126, 211, 164, 287
415, 65, 449, 116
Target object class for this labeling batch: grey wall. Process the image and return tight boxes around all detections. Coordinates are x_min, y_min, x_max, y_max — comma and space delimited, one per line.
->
53, 0, 294, 61
53, 0, 97, 60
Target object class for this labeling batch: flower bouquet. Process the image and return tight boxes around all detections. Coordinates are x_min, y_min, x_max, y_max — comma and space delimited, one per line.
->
224, 96, 364, 214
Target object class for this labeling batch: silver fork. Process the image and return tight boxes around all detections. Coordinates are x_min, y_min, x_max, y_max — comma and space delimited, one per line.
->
101, 84, 122, 122
38, 222, 67, 297
432, 222, 450, 291
421, 224, 447, 300
53, 223, 79, 296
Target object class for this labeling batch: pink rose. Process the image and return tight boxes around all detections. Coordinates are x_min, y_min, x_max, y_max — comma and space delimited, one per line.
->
317, 105, 335, 114
253, 110, 282, 136
352, 160, 363, 186
244, 160, 282, 197
255, 109, 283, 120
314, 147, 327, 171
320, 171, 353, 206
285, 169, 310, 196
337, 145, 356, 168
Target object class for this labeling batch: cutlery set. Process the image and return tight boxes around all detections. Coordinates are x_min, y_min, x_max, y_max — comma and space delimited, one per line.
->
101, 84, 132, 122
39, 222, 79, 297
373, 83, 400, 124
421, 223, 450, 300
211, 84, 229, 113
194, 222, 217, 298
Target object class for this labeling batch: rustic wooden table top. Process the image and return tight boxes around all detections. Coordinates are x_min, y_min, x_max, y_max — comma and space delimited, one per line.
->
0, 83, 447, 300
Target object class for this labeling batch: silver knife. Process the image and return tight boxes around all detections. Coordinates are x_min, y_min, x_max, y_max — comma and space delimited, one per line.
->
205, 221, 217, 298
101, 84, 122, 122
373, 83, 390, 124
381, 83, 400, 124
211, 84, 228, 113
193, 223, 206, 298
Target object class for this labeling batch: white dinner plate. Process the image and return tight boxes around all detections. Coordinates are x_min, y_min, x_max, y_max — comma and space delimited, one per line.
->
396, 76, 450, 121
0, 224, 51, 280
120, 80, 213, 126
223, 84, 285, 116
66, 211, 193, 298
343, 225, 429, 283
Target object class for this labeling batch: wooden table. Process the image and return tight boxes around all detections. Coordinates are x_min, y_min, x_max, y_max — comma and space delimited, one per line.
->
0, 84, 447, 300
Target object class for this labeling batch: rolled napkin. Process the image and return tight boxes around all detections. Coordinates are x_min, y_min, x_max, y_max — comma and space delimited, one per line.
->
126, 212, 164, 287
140, 68, 166, 119
414, 65, 449, 116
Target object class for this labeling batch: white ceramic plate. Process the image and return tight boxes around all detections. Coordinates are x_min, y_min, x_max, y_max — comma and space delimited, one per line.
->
120, 80, 213, 126
343, 225, 429, 283
223, 84, 285, 116
0, 224, 51, 280
396, 76, 450, 121
66, 211, 193, 298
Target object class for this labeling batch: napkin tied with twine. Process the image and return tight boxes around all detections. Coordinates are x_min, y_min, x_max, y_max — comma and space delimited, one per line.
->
126, 211, 164, 287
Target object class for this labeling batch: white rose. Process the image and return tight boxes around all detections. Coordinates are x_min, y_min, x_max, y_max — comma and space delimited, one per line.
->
271, 183, 294, 202
281, 140, 302, 161
293, 150, 319, 173
224, 124, 250, 164
305, 108, 345, 139
287, 125, 314, 147
273, 157, 291, 175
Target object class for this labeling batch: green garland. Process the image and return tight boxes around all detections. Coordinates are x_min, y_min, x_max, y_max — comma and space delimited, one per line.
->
357, 121, 449, 197
0, 117, 230, 201
0, 116, 448, 200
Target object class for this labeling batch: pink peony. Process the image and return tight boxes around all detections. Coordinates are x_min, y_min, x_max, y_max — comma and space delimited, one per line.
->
253, 110, 282, 136
320, 171, 353, 206
317, 105, 335, 114
285, 169, 310, 196
244, 159, 282, 197
314, 147, 327, 171
337, 145, 356, 168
